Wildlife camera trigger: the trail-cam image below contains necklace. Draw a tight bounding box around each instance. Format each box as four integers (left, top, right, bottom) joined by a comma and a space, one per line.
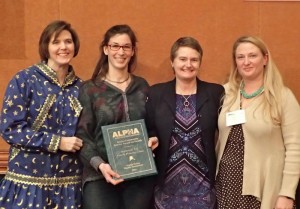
105, 74, 130, 84
182, 95, 191, 107
240, 81, 264, 99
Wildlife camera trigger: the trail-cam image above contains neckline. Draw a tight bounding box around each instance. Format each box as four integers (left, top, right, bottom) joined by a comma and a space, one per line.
240, 81, 264, 99
105, 73, 130, 84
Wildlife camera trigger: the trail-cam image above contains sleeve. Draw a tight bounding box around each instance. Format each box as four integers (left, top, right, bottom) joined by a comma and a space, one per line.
76, 83, 104, 172
279, 88, 300, 199
0, 71, 61, 153
145, 87, 157, 138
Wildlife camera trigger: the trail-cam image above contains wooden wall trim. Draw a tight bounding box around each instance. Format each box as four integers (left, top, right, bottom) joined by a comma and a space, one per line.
0, 150, 8, 175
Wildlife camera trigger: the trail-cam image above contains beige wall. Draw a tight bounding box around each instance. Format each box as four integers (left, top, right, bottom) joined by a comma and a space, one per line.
1, 0, 300, 171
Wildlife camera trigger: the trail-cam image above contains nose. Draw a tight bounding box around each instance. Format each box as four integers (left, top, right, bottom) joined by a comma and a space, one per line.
244, 57, 250, 65
60, 42, 67, 49
186, 60, 192, 67
117, 47, 125, 54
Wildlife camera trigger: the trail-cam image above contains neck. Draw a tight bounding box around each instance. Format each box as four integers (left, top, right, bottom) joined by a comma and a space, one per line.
240, 79, 264, 99
53, 66, 68, 85
242, 79, 263, 93
176, 79, 197, 95
105, 70, 130, 84
106, 69, 129, 80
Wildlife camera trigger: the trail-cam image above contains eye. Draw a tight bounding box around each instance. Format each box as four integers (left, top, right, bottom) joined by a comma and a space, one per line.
65, 39, 73, 44
52, 40, 59, 44
236, 56, 244, 60
249, 54, 257, 58
123, 45, 132, 51
110, 45, 120, 50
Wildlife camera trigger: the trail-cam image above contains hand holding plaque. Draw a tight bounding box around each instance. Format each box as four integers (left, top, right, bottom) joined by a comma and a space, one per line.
101, 119, 157, 180
99, 163, 124, 185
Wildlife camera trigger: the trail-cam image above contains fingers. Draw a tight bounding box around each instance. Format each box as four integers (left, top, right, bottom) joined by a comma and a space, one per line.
274, 196, 294, 209
99, 163, 124, 185
75, 138, 83, 147
109, 178, 124, 185
148, 137, 159, 151
59, 136, 83, 152
105, 170, 124, 185
73, 138, 83, 151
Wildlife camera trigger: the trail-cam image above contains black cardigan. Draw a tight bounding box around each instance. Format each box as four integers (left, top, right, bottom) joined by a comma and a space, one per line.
145, 78, 224, 186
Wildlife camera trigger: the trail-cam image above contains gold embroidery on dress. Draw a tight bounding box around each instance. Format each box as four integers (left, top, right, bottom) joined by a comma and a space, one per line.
32, 94, 56, 132
48, 134, 60, 153
68, 95, 83, 117
9, 147, 20, 162
35, 63, 77, 88
64, 70, 76, 87
35, 63, 60, 86
5, 171, 81, 186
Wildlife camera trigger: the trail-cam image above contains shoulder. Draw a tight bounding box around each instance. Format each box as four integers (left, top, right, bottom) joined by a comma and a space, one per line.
15, 65, 37, 77
281, 87, 299, 105
149, 80, 174, 92
198, 79, 224, 95
7, 65, 38, 85
79, 79, 98, 92
131, 75, 149, 87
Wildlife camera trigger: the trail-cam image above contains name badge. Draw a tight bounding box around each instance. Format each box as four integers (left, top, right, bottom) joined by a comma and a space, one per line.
226, 109, 246, 126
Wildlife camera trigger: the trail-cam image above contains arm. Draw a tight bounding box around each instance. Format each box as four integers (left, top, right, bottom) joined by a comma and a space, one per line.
76, 83, 105, 171
145, 87, 158, 138
278, 89, 300, 199
0, 71, 61, 153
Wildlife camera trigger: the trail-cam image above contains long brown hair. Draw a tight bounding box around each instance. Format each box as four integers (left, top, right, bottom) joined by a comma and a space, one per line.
91, 24, 137, 81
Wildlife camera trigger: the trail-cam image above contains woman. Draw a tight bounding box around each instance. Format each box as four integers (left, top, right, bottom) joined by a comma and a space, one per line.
76, 24, 158, 209
0, 20, 83, 208
216, 36, 300, 209
146, 37, 224, 209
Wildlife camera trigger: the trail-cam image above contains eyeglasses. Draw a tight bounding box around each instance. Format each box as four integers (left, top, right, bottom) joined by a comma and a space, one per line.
107, 44, 133, 51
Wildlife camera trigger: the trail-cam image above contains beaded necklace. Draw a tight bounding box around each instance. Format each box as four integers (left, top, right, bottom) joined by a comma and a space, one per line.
240, 81, 264, 99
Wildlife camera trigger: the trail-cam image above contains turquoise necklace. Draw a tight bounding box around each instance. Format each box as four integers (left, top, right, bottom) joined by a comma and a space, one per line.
240, 81, 264, 99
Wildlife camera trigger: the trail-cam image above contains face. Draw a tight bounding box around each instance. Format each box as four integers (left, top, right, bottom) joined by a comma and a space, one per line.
235, 42, 268, 82
47, 30, 75, 71
103, 34, 134, 72
171, 47, 201, 82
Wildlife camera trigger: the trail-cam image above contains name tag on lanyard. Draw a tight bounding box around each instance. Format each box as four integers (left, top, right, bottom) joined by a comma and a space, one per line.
226, 109, 246, 127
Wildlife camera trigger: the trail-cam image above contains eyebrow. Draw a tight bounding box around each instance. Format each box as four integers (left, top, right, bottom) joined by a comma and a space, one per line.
110, 42, 132, 45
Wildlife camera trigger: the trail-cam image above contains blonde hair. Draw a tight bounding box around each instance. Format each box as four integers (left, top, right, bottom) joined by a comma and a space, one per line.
224, 36, 284, 125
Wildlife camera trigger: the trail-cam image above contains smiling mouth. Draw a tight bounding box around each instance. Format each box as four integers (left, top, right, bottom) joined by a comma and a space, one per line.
58, 53, 69, 56
116, 57, 127, 62
182, 68, 195, 72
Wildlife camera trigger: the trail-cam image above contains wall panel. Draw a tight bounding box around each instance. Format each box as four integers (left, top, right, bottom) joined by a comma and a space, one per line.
0, 0, 300, 173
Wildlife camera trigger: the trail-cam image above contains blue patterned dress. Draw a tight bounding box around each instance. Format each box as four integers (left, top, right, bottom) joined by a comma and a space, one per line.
0, 63, 83, 208
154, 94, 216, 209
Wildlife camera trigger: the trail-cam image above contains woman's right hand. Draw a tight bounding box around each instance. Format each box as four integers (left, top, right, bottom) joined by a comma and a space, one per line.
99, 163, 124, 185
59, 136, 83, 153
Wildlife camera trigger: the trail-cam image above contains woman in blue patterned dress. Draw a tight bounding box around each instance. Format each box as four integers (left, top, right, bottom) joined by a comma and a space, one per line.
146, 37, 224, 209
0, 20, 83, 208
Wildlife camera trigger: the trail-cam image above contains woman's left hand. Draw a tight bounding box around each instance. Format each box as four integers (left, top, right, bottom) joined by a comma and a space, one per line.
274, 196, 294, 209
148, 137, 159, 151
